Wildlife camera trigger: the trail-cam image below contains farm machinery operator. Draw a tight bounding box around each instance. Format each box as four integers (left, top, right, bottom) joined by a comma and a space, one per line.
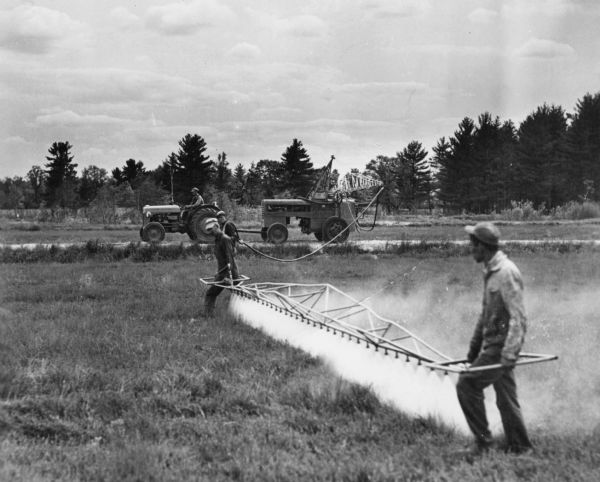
457, 221, 533, 456
185, 187, 204, 209
204, 218, 239, 317
216, 211, 240, 249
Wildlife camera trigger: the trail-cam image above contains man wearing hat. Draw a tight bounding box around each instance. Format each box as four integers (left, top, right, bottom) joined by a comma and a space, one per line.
204, 218, 239, 317
186, 187, 204, 209
457, 221, 533, 455
216, 211, 240, 250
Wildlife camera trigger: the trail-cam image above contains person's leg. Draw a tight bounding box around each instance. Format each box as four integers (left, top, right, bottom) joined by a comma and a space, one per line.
494, 369, 533, 453
204, 285, 223, 316
456, 354, 504, 450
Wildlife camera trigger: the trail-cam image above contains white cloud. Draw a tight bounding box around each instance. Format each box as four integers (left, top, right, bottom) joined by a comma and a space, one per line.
1, 135, 27, 146
359, 0, 431, 18
275, 14, 327, 38
5, 67, 200, 106
468, 8, 498, 24
338, 81, 428, 95
502, 0, 582, 17
0, 5, 89, 54
514, 38, 575, 59
35, 110, 128, 127
110, 7, 140, 28
145, 0, 234, 35
227, 42, 262, 61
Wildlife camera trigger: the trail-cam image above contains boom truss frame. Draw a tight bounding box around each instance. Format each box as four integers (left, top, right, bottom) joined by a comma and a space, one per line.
199, 278, 557, 374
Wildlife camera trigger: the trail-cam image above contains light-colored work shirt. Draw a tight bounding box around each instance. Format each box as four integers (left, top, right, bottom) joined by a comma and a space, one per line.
467, 250, 527, 363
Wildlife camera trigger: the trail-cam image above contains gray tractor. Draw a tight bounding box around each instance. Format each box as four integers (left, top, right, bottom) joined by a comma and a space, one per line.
139, 203, 220, 243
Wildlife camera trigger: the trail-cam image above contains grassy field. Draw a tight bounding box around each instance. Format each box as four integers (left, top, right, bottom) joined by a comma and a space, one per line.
1, 218, 600, 245
1, 247, 599, 481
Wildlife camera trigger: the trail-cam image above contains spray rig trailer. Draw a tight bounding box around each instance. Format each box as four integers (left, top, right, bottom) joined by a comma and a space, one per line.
256, 158, 384, 244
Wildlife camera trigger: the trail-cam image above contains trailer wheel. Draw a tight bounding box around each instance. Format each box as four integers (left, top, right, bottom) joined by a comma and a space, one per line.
261, 228, 268, 241
267, 223, 288, 244
142, 222, 166, 243
140, 226, 148, 242
188, 206, 220, 243
322, 216, 349, 243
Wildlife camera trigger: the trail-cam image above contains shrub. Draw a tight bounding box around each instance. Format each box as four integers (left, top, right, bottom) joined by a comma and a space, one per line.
500, 200, 545, 221
552, 201, 600, 220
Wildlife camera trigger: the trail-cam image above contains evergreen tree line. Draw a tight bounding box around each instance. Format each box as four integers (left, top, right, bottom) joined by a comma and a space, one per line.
1, 91, 599, 215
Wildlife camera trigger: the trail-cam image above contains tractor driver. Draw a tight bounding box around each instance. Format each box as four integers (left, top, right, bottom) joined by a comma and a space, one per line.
216, 211, 240, 249
204, 218, 239, 317
185, 187, 204, 209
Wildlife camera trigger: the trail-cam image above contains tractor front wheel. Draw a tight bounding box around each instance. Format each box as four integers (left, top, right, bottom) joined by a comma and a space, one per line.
314, 231, 323, 241
142, 222, 166, 243
188, 206, 220, 243
322, 216, 349, 243
267, 223, 288, 244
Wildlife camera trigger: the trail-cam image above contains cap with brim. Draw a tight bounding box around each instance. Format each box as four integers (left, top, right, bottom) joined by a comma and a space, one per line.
465, 222, 500, 246
205, 218, 219, 231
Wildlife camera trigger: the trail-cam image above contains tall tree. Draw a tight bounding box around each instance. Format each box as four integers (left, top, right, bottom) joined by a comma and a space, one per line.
26, 165, 45, 207
230, 163, 246, 203
365, 155, 400, 214
280, 139, 314, 196
173, 133, 213, 203
112, 159, 146, 189
431, 137, 453, 209
565, 92, 600, 201
79, 165, 108, 207
435, 118, 478, 212
44, 141, 78, 208
214, 152, 232, 192
515, 104, 568, 208
396, 141, 431, 210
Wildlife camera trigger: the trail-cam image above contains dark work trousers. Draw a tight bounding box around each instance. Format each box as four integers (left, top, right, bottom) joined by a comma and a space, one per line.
456, 353, 533, 452
204, 276, 239, 316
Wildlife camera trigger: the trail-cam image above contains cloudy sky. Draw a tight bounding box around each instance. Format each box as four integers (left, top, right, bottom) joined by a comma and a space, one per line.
1, 0, 599, 178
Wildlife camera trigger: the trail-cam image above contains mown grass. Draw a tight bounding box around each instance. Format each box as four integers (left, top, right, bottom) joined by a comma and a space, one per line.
2, 218, 600, 245
0, 255, 599, 481
1, 237, 599, 264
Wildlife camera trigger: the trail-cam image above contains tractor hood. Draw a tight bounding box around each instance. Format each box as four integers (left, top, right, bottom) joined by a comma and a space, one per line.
142, 205, 181, 216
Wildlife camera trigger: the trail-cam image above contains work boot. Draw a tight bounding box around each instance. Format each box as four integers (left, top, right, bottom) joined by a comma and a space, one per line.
454, 440, 493, 460
501, 443, 535, 456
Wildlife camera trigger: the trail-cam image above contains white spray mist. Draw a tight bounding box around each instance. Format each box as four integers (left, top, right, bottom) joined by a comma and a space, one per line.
229, 293, 505, 435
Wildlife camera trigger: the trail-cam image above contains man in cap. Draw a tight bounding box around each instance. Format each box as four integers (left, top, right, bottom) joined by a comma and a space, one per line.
204, 218, 239, 317
185, 187, 204, 209
457, 221, 533, 455
216, 210, 240, 249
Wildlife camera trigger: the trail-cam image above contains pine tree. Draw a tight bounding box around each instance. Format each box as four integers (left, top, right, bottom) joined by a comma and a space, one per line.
565, 92, 600, 201
280, 139, 314, 196
230, 163, 246, 203
515, 104, 568, 208
173, 134, 212, 203
214, 152, 232, 192
44, 141, 78, 208
396, 141, 430, 211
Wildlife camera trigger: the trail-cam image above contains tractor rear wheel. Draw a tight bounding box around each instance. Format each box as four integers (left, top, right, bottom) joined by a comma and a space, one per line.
267, 223, 288, 244
322, 216, 349, 243
142, 222, 166, 243
188, 206, 220, 243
